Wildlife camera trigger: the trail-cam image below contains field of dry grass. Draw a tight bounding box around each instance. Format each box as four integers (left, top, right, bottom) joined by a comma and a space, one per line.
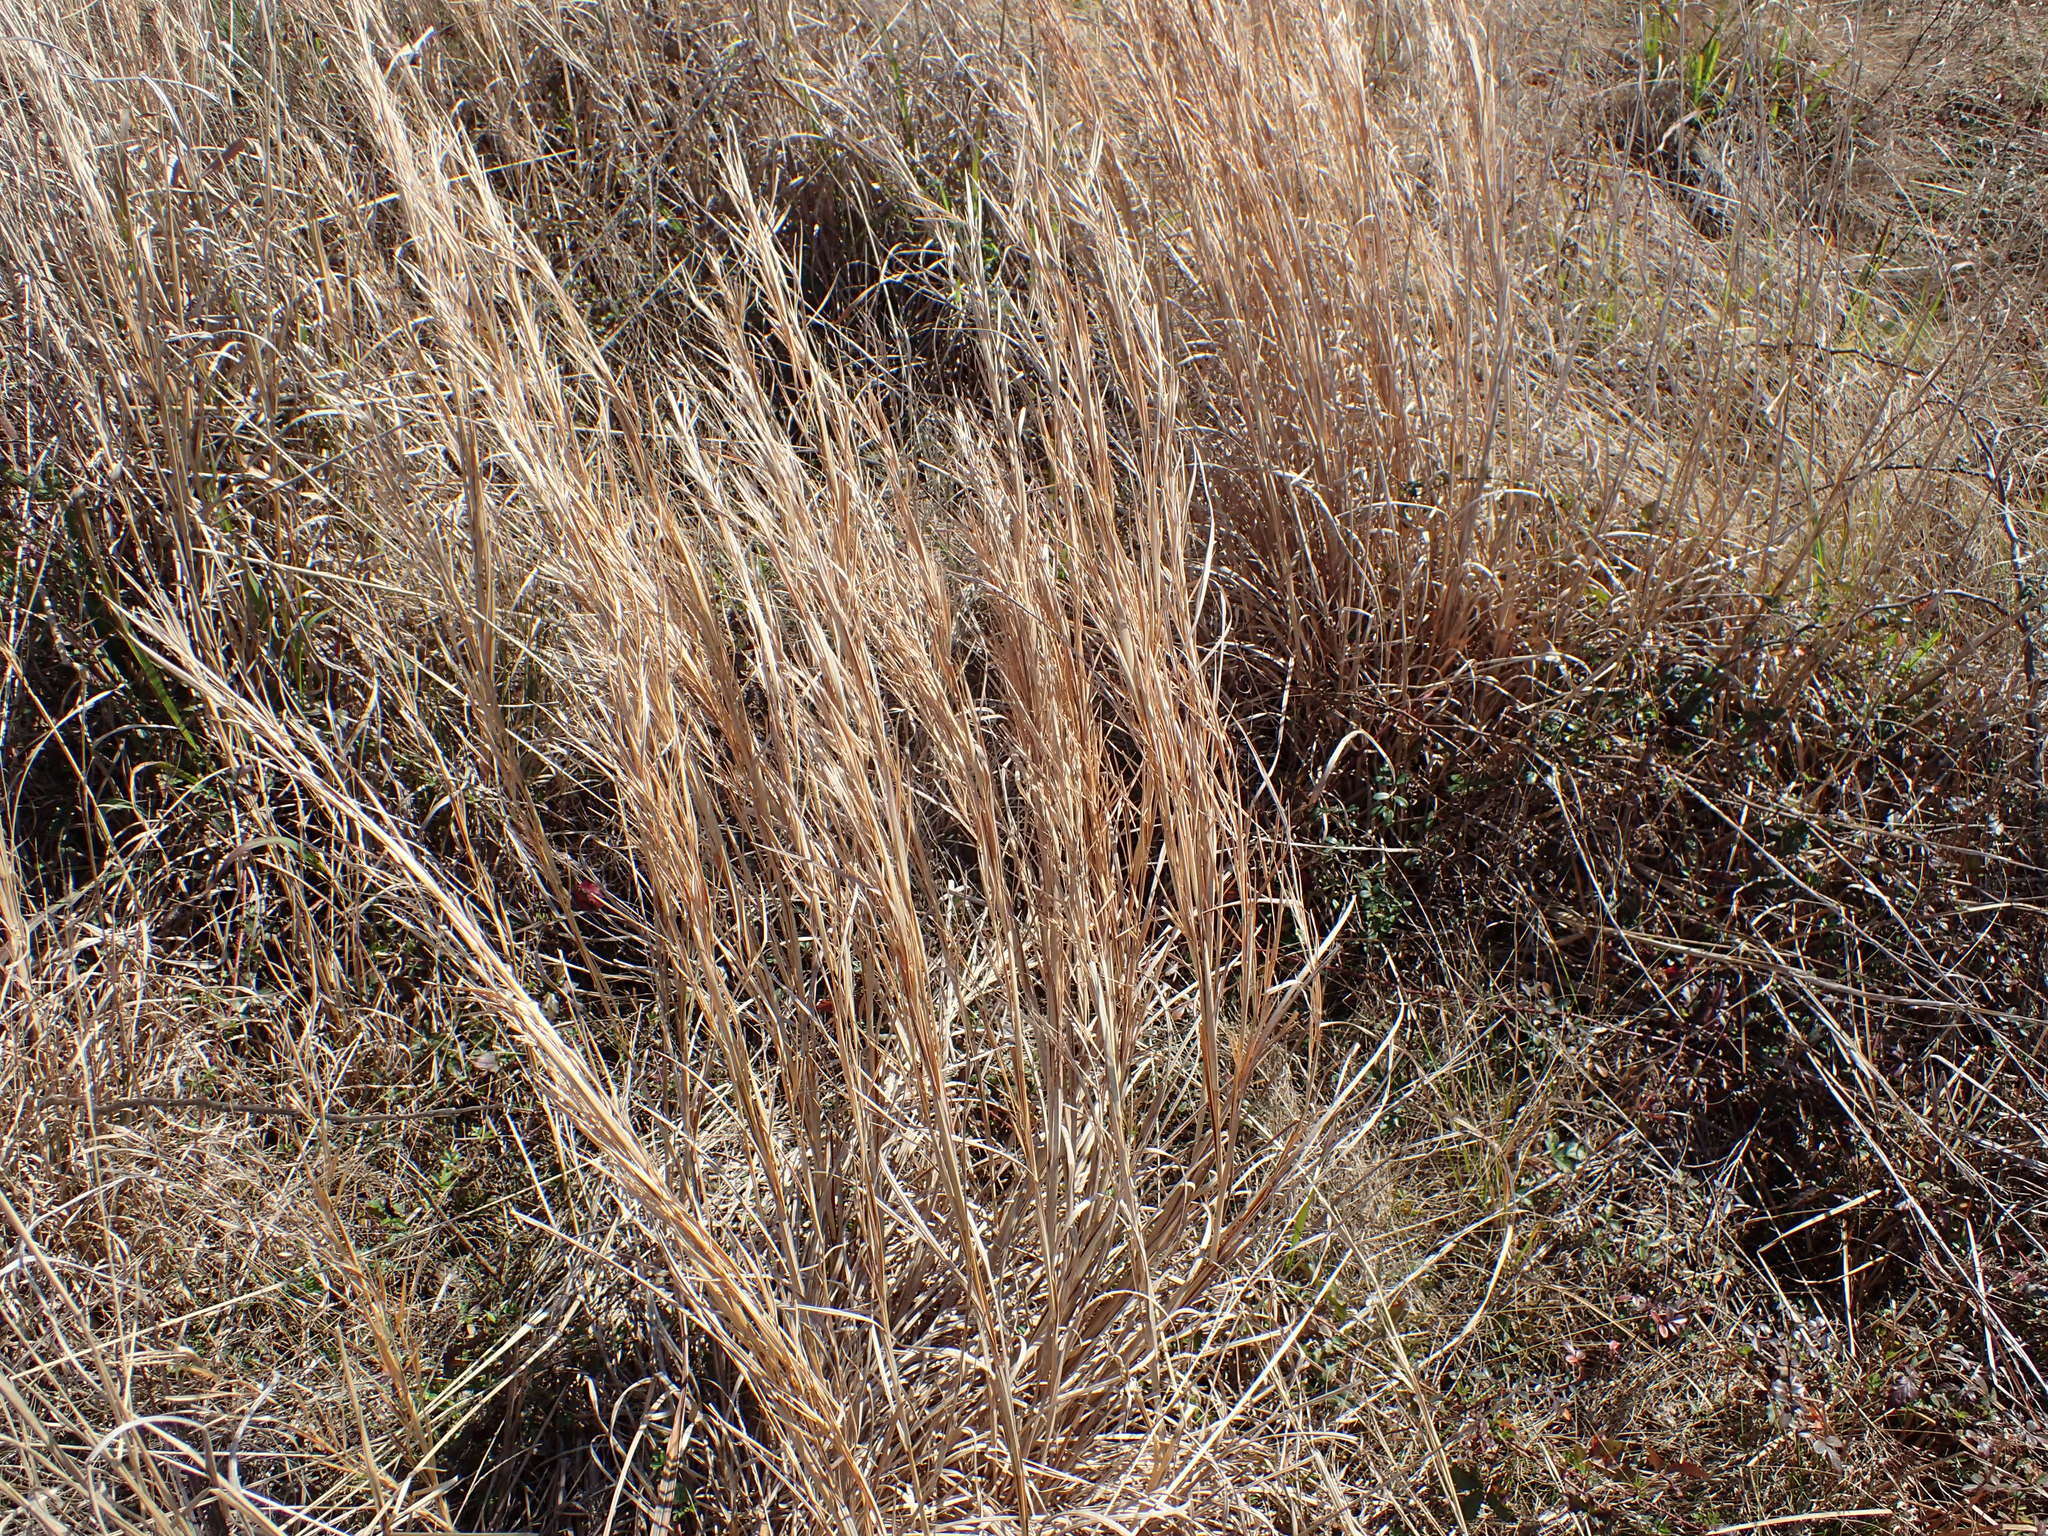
2, 0, 2045, 1531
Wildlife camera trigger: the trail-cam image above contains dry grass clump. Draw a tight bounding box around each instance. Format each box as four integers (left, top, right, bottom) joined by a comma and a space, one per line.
0, 0, 2042, 1533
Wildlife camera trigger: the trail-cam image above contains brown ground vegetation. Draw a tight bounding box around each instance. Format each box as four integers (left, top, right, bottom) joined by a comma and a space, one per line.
1, 1, 2044, 1532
